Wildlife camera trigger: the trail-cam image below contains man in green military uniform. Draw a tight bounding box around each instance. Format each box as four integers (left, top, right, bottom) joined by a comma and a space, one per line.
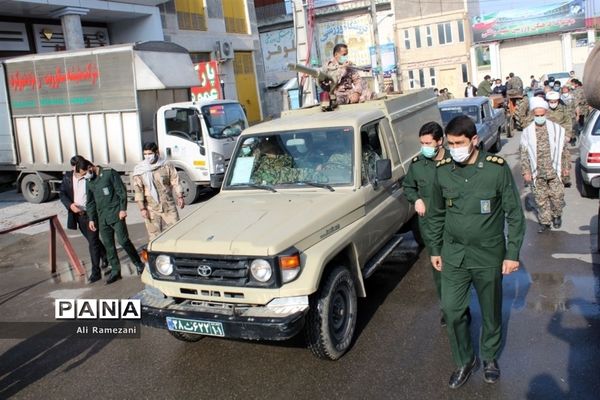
402, 121, 448, 325
477, 75, 493, 97
78, 159, 145, 284
425, 115, 525, 389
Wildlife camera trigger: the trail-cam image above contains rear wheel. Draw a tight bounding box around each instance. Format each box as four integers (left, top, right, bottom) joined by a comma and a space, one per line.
178, 171, 199, 205
169, 330, 204, 342
21, 174, 50, 203
305, 266, 357, 360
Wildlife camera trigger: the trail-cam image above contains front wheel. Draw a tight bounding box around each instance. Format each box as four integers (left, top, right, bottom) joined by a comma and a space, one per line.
305, 266, 357, 360
177, 171, 199, 205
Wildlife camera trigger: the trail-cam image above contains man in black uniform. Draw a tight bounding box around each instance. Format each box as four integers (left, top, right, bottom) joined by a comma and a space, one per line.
59, 155, 108, 283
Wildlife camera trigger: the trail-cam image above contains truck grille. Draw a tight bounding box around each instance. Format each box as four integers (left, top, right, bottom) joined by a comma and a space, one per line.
172, 256, 249, 286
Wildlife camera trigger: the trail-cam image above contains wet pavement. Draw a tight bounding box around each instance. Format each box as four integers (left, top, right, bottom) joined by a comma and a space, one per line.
0, 132, 599, 399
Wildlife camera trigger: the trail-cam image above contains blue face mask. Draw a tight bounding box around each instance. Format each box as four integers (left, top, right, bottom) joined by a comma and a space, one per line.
338, 55, 348, 64
420, 146, 437, 159
534, 116, 546, 125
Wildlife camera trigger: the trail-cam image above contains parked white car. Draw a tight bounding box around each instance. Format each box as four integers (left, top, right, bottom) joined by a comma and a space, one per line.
577, 108, 600, 197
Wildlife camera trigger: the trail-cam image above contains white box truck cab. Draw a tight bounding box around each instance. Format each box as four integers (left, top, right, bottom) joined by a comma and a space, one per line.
0, 41, 247, 204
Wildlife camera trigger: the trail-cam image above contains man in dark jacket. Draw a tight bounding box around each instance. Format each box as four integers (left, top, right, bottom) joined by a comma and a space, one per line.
59, 155, 108, 283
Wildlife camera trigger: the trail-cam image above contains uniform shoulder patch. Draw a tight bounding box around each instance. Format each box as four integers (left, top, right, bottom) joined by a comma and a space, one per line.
436, 157, 452, 167
485, 155, 505, 165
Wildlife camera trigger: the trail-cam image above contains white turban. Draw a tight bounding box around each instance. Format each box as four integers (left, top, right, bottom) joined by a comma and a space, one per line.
529, 96, 549, 111
546, 91, 560, 101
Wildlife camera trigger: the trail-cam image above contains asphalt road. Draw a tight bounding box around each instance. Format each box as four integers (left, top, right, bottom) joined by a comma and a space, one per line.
0, 131, 599, 399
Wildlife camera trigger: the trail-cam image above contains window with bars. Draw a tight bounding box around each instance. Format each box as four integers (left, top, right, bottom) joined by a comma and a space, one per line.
430, 68, 436, 86
223, 0, 248, 34
175, 0, 207, 31
404, 30, 411, 49
408, 70, 415, 89
418, 69, 425, 88
415, 27, 422, 48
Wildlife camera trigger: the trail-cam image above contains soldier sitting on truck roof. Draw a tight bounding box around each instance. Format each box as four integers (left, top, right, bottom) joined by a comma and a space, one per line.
320, 43, 372, 105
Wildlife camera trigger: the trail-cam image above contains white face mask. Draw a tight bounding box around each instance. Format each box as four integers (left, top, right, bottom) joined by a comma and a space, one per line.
84, 171, 93, 180
144, 154, 157, 163
449, 144, 473, 163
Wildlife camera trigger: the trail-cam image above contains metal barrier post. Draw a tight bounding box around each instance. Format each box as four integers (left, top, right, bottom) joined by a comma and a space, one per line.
0, 215, 85, 276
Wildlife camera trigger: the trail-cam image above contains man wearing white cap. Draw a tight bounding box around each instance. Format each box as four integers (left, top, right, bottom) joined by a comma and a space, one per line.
520, 97, 570, 233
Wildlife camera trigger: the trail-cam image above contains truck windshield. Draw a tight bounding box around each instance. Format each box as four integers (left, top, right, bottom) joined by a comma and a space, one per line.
202, 103, 247, 139
224, 128, 354, 189
440, 106, 480, 126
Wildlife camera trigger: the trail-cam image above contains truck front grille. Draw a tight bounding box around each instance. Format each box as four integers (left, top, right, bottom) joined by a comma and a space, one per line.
172, 256, 249, 286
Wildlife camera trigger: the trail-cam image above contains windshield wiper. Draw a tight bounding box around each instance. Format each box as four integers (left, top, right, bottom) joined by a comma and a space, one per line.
295, 181, 335, 192
229, 183, 277, 192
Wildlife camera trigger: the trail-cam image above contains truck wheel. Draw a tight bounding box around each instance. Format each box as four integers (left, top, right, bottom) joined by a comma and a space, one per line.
178, 171, 199, 205
305, 266, 357, 360
491, 129, 502, 153
21, 174, 50, 203
168, 330, 204, 342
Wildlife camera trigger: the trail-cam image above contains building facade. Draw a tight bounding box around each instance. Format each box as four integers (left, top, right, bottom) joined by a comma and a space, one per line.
469, 0, 600, 86
392, 0, 474, 98
159, 0, 266, 123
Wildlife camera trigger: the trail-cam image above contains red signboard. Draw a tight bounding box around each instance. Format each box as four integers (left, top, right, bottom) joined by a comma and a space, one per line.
191, 61, 222, 101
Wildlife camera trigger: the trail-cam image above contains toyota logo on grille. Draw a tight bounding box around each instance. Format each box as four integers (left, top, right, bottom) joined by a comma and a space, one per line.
197, 265, 212, 277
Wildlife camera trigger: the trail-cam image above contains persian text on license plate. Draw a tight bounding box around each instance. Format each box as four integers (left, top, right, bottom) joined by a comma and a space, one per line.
166, 316, 225, 337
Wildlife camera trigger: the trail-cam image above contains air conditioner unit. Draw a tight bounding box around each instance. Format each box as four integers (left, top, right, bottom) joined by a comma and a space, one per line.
217, 40, 234, 60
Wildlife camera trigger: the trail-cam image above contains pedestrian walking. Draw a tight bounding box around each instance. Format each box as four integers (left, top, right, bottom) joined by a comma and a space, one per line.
133, 142, 184, 242
59, 155, 109, 283
79, 158, 145, 283
425, 115, 525, 389
520, 97, 570, 233
402, 121, 448, 325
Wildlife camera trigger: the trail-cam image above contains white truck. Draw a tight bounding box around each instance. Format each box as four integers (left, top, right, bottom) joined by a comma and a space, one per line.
0, 41, 247, 203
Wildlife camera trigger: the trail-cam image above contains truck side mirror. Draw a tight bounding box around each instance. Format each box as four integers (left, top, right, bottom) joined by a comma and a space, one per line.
375, 159, 392, 181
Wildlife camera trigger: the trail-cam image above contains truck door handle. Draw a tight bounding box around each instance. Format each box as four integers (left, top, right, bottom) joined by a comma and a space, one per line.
166, 147, 172, 156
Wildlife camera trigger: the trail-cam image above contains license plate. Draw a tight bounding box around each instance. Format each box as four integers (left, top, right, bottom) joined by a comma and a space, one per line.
166, 316, 225, 337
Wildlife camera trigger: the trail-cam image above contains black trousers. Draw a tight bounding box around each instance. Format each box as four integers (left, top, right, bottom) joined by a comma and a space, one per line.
75, 212, 107, 276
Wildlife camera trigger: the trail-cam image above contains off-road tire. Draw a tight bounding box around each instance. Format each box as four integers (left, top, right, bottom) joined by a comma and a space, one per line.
305, 266, 357, 360
168, 330, 204, 342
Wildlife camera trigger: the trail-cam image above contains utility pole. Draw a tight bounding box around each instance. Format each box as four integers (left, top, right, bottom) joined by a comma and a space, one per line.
370, 0, 383, 93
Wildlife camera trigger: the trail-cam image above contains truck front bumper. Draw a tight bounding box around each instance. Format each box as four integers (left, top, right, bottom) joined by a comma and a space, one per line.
133, 288, 309, 341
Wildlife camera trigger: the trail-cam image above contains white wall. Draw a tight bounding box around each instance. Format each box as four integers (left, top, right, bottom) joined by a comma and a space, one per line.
109, 11, 164, 44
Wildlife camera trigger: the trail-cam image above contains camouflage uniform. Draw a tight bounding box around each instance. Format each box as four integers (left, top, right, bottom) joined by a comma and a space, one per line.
322, 58, 371, 104
547, 103, 573, 140
515, 96, 530, 129
520, 123, 569, 226
133, 162, 182, 240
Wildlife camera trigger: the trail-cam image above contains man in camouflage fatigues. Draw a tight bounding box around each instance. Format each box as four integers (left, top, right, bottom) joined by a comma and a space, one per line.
572, 79, 589, 135
520, 97, 570, 233
133, 142, 184, 242
545, 91, 573, 186
321, 43, 371, 105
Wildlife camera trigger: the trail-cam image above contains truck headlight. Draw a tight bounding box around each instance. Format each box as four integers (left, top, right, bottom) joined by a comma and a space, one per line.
212, 152, 225, 174
155, 255, 174, 276
279, 252, 301, 283
250, 259, 272, 282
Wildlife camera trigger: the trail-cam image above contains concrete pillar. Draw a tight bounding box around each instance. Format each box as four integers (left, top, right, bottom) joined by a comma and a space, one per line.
561, 32, 573, 72
488, 42, 501, 79
50, 7, 89, 50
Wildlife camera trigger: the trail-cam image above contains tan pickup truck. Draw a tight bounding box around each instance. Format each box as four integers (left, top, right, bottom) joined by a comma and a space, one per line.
134, 89, 442, 360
